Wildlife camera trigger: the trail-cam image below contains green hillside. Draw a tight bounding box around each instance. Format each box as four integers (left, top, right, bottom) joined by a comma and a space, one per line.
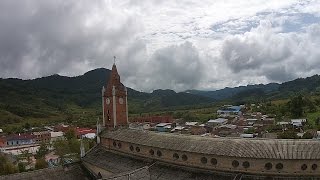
0, 68, 214, 131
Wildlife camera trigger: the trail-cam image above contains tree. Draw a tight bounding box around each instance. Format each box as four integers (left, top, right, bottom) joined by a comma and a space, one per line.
0, 154, 18, 175
277, 130, 299, 139
302, 132, 314, 139
35, 143, 48, 159
35, 158, 48, 170
18, 162, 26, 172
288, 95, 304, 118
65, 129, 76, 140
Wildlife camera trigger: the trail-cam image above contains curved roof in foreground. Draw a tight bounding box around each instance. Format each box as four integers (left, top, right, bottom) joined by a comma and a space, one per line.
102, 129, 320, 160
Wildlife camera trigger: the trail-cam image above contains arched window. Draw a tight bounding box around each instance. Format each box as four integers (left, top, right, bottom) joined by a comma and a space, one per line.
232, 160, 239, 168
201, 157, 207, 164
157, 150, 162, 157
129, 145, 134, 151
242, 161, 250, 168
265, 163, 272, 170
173, 153, 179, 160
301, 164, 307, 171
276, 163, 283, 170
113, 141, 117, 147
182, 154, 188, 161
210, 158, 217, 165
149, 149, 154, 155
312, 164, 318, 170
135, 147, 140, 152
117, 142, 122, 149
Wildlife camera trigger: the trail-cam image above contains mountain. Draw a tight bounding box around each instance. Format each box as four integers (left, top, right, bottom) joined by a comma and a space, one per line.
186, 83, 280, 100
0, 68, 214, 126
186, 75, 320, 103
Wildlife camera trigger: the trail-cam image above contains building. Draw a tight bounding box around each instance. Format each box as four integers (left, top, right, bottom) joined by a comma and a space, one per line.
50, 131, 64, 143
155, 123, 172, 132
32, 131, 51, 144
74, 127, 97, 139
217, 106, 241, 116
0, 136, 6, 148
207, 118, 228, 126
102, 62, 128, 128
291, 119, 307, 127
130, 116, 173, 124
6, 133, 36, 146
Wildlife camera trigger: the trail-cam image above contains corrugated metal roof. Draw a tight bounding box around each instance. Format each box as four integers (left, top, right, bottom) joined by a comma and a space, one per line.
102, 129, 320, 160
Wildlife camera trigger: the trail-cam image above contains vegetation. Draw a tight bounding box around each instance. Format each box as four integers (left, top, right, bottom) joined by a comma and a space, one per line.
0, 154, 18, 175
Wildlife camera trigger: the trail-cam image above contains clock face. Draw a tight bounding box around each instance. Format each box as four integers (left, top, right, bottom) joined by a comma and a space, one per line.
106, 98, 110, 105
119, 98, 124, 104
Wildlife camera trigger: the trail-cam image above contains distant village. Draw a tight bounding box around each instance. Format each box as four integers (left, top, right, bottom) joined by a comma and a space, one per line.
0, 104, 319, 171
130, 104, 319, 139
0, 124, 96, 171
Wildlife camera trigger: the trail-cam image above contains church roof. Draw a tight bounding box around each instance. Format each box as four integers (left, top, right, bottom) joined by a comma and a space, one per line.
101, 129, 320, 160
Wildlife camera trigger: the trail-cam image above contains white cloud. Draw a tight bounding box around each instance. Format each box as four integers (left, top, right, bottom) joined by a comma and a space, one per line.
0, 0, 320, 91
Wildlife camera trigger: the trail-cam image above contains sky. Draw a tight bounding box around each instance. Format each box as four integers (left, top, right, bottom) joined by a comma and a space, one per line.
1, 0, 320, 92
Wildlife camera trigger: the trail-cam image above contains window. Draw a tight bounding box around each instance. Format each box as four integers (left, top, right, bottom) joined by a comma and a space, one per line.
211, 158, 217, 165
136, 147, 140, 152
182, 154, 188, 161
201, 157, 207, 164
276, 163, 283, 170
242, 161, 250, 168
265, 163, 272, 170
312, 164, 318, 170
129, 145, 134, 151
113, 141, 117, 147
232, 160, 239, 168
157, 150, 162, 157
301, 164, 307, 171
117, 142, 122, 149
149, 149, 154, 155
173, 153, 179, 160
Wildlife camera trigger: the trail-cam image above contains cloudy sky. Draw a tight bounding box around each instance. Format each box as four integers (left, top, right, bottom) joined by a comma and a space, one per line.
1, 0, 320, 92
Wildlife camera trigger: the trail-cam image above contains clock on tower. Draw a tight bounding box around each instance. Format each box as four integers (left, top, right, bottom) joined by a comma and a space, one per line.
102, 61, 128, 129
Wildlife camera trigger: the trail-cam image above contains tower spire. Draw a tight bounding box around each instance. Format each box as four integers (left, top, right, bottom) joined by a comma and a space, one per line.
113, 56, 116, 64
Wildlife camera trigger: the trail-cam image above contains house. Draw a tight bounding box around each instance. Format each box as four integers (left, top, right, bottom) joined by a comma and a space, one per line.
155, 123, 172, 132
32, 131, 51, 144
130, 115, 173, 124
75, 127, 97, 139
217, 106, 241, 117
291, 119, 307, 127
6, 133, 36, 146
240, 134, 254, 138
0, 136, 6, 148
170, 126, 185, 133
50, 131, 64, 143
316, 131, 320, 140
0, 128, 3, 133
207, 118, 228, 127
185, 122, 199, 126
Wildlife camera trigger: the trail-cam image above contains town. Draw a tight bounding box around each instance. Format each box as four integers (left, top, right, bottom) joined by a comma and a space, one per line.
1, 102, 319, 174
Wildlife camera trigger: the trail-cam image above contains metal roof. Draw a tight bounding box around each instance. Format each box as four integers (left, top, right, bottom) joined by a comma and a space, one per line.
102, 129, 320, 160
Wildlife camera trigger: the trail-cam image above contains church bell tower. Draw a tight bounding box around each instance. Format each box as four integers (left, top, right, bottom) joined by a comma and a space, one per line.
102, 58, 128, 128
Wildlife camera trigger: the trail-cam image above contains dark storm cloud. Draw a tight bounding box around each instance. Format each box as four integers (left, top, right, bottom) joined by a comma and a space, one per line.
0, 0, 142, 78
123, 42, 204, 92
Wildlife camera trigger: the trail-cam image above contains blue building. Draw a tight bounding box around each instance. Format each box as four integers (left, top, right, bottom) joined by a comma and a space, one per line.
217, 106, 242, 116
